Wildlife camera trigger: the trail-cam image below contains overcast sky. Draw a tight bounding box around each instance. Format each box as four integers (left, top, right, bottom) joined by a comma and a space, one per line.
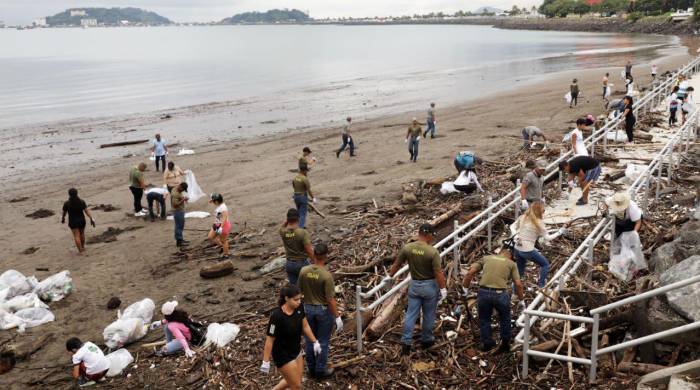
1, 1, 541, 25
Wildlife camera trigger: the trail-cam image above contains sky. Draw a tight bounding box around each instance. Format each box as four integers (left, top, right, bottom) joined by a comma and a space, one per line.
0, 0, 542, 25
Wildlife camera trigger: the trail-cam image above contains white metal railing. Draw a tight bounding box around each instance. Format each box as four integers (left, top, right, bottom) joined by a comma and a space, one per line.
353, 54, 700, 353
518, 101, 699, 384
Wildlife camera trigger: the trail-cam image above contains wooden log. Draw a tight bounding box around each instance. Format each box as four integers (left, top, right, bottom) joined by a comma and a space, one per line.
633, 132, 654, 141
334, 257, 391, 276
429, 205, 462, 228
10, 333, 54, 361
365, 286, 407, 340
604, 170, 626, 182
140, 340, 167, 349
199, 260, 235, 279
99, 139, 148, 148
344, 310, 374, 335
309, 203, 326, 219
530, 340, 559, 352
617, 362, 666, 375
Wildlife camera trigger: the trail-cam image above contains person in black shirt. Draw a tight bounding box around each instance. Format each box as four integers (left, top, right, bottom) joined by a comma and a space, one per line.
261, 285, 321, 389
559, 156, 601, 205
622, 96, 636, 143
61, 188, 95, 254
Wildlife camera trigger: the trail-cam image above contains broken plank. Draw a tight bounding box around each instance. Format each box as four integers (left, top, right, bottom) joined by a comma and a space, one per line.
99, 139, 148, 148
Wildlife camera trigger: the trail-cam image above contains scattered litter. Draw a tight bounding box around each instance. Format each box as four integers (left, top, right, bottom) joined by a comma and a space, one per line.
609, 231, 647, 281
204, 323, 240, 347
92, 204, 120, 212
24, 209, 54, 219
34, 270, 73, 302
21, 247, 39, 255
166, 211, 210, 220
8, 197, 29, 203
178, 148, 195, 156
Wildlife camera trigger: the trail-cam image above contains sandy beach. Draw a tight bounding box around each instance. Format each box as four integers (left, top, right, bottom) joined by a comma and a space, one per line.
0, 44, 695, 388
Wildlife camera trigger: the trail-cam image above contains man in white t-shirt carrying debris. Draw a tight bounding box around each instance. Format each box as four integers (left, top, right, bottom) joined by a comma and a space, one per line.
568, 118, 589, 156
146, 185, 169, 222
151, 133, 168, 173
521, 126, 548, 150
66, 337, 110, 387
603, 192, 643, 239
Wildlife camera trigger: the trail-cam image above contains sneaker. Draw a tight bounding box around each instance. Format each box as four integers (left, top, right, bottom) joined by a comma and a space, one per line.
78, 377, 96, 387
315, 368, 334, 379
134, 211, 146, 217
576, 198, 587, 206
401, 344, 411, 356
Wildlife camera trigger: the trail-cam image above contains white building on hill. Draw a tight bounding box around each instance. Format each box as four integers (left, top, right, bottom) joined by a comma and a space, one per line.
81, 18, 97, 27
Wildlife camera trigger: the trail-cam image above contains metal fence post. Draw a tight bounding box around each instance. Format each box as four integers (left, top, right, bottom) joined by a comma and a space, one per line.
603, 120, 608, 153
666, 146, 672, 184
589, 313, 600, 384
453, 220, 460, 281
590, 133, 596, 157
608, 217, 615, 260
655, 157, 662, 201
558, 149, 564, 195
522, 313, 531, 378
643, 170, 651, 213
514, 179, 521, 221
487, 195, 493, 252
355, 285, 363, 353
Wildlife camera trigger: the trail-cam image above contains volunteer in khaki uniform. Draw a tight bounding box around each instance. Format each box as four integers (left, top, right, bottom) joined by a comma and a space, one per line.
292, 165, 316, 229
280, 209, 316, 285
385, 224, 447, 355
298, 243, 342, 379
462, 247, 525, 352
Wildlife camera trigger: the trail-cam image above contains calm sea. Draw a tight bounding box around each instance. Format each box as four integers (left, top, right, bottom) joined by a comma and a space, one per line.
0, 24, 681, 129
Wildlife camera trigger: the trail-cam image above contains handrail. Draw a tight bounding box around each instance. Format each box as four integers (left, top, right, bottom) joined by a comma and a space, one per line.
591, 274, 700, 315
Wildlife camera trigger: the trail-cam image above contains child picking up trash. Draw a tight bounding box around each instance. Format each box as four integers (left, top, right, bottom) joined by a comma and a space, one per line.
66, 337, 110, 387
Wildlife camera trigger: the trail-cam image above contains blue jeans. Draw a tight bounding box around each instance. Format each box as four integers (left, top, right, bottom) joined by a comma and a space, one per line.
293, 193, 308, 228
304, 304, 333, 373
285, 258, 309, 285
147, 192, 166, 219
408, 137, 419, 162
338, 134, 355, 156
424, 120, 435, 137
173, 210, 185, 242
515, 248, 550, 288
401, 279, 438, 345
163, 325, 185, 354
476, 288, 512, 347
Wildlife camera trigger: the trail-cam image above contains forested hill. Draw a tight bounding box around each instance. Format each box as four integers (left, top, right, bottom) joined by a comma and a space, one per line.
220, 9, 311, 24
46, 8, 172, 26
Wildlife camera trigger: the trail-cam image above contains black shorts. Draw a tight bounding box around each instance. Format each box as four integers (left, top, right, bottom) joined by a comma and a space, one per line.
68, 219, 86, 230
273, 349, 300, 369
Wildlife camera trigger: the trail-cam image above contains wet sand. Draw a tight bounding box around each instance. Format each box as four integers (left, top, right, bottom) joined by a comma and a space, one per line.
0, 49, 693, 388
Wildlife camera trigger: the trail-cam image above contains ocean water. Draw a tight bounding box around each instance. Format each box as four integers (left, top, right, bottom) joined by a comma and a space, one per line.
0, 24, 681, 130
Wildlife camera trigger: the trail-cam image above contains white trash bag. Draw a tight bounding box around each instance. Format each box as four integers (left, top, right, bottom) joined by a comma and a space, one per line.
0, 309, 24, 330
204, 322, 240, 347
606, 130, 629, 143
34, 270, 73, 302
0, 270, 38, 303
0, 293, 48, 312
106, 348, 134, 377
439, 181, 458, 194
624, 163, 647, 184
14, 307, 55, 329
166, 211, 210, 220
609, 231, 647, 281
119, 298, 155, 323
103, 318, 148, 349
565, 92, 572, 104
184, 170, 205, 202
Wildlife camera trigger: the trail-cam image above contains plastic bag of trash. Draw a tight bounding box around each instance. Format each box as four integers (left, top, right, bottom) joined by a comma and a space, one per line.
606, 130, 629, 143
609, 231, 647, 281
166, 211, 210, 220
177, 148, 195, 156
0, 309, 24, 330
0, 293, 48, 313
624, 163, 647, 184
119, 298, 155, 323
564, 92, 572, 104
0, 270, 38, 303
14, 307, 55, 329
103, 317, 148, 349
604, 85, 612, 98
34, 270, 73, 302
184, 170, 205, 202
439, 181, 458, 194
204, 322, 240, 347
106, 348, 134, 377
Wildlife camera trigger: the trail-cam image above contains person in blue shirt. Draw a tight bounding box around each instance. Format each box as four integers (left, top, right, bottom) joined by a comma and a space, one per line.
152, 134, 168, 172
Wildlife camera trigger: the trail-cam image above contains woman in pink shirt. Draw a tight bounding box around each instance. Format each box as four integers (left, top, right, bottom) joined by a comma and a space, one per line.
154, 301, 196, 358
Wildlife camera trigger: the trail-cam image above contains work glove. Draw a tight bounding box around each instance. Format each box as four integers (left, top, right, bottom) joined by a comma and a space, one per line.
462, 287, 469, 298
90, 218, 96, 228
184, 349, 196, 358
313, 341, 322, 356
216, 227, 223, 235
439, 288, 448, 305
260, 361, 270, 374
148, 321, 162, 331
404, 138, 408, 143
335, 317, 344, 332
521, 199, 529, 209
312, 197, 317, 203
381, 276, 394, 286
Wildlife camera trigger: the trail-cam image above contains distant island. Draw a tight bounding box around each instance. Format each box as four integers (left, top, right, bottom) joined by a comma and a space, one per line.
45, 7, 171, 27
220, 9, 310, 24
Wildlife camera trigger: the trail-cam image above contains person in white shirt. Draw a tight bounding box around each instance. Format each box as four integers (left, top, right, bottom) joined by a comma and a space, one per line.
66, 337, 110, 386
569, 118, 589, 156
513, 201, 566, 288
604, 192, 642, 239
146, 186, 169, 221
208, 193, 231, 258
651, 64, 658, 81
151, 133, 168, 172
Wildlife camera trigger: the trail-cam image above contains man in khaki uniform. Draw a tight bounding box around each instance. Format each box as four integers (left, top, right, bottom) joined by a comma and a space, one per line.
129, 162, 147, 216
292, 166, 315, 228
405, 118, 422, 162
279, 208, 315, 285
462, 248, 525, 352
386, 223, 446, 354
298, 243, 341, 379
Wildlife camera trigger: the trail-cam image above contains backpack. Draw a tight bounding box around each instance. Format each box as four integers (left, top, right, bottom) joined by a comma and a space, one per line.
456, 152, 475, 169
186, 319, 207, 346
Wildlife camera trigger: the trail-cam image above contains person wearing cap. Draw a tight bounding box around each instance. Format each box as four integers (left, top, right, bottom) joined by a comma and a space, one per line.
261, 284, 322, 389
385, 223, 446, 354
604, 192, 643, 238
207, 193, 231, 258
423, 102, 436, 139
513, 201, 566, 288
129, 162, 148, 216
150, 301, 196, 358
336, 116, 355, 158
559, 156, 601, 206
520, 160, 547, 210
171, 182, 189, 247
299, 147, 316, 172
280, 208, 316, 285
151, 133, 168, 172
462, 247, 525, 352
521, 126, 548, 149
292, 166, 315, 229
406, 118, 422, 163
569, 118, 589, 156
145, 186, 168, 222
297, 243, 341, 379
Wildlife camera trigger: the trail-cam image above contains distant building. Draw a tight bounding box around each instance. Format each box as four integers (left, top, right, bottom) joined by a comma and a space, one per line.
33, 18, 47, 27
120, 20, 130, 25
81, 18, 97, 27
71, 9, 87, 17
